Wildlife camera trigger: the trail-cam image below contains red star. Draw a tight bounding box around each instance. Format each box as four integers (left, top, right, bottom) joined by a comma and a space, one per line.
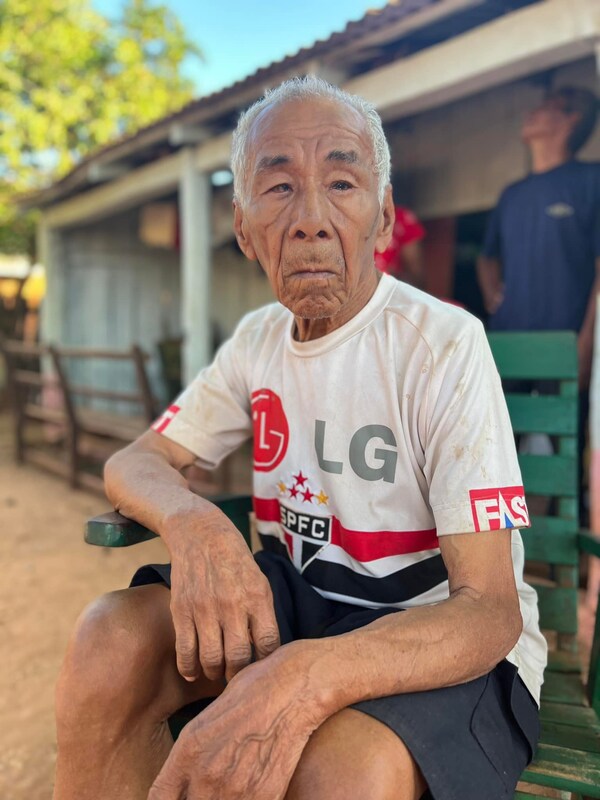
302, 487, 314, 503
293, 470, 308, 487
289, 486, 299, 499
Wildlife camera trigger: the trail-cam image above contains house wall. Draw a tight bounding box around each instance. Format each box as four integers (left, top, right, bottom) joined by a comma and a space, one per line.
212, 245, 276, 340
387, 56, 599, 218
60, 207, 181, 403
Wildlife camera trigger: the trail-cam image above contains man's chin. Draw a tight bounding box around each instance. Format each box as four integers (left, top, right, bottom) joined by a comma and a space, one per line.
282, 293, 342, 321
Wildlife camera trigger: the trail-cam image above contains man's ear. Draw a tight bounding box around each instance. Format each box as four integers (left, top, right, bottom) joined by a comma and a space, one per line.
233, 200, 258, 261
374, 185, 395, 254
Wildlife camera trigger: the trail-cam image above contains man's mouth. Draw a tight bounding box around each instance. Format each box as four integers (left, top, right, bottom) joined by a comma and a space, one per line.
290, 269, 336, 279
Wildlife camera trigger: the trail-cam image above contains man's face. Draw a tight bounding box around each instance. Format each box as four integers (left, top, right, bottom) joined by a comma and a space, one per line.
233, 97, 394, 335
521, 95, 577, 148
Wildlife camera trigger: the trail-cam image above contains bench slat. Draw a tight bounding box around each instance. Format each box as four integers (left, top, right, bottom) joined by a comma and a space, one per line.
76, 409, 147, 440
487, 332, 578, 380
23, 403, 66, 424
519, 455, 578, 497
69, 384, 145, 403
534, 585, 578, 635
505, 394, 578, 436
523, 517, 579, 565
541, 671, 587, 705
522, 743, 600, 797
546, 651, 582, 674
540, 701, 600, 728
541, 720, 600, 752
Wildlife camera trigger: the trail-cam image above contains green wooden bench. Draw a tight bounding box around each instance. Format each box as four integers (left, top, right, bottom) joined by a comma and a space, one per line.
86, 331, 600, 798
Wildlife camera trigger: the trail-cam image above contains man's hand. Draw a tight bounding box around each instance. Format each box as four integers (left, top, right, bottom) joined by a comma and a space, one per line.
476, 256, 504, 315
163, 508, 280, 682
148, 646, 321, 800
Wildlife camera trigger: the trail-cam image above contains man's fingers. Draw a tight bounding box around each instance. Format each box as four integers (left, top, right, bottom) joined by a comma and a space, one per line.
148, 754, 187, 800
250, 608, 281, 661
222, 614, 253, 681
197, 615, 225, 682
172, 605, 200, 681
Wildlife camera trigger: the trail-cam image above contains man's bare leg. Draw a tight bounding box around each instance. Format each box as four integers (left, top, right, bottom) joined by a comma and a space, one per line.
286, 708, 427, 800
53, 584, 224, 800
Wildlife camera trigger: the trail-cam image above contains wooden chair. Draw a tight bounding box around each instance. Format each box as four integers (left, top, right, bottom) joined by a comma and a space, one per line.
86, 331, 600, 798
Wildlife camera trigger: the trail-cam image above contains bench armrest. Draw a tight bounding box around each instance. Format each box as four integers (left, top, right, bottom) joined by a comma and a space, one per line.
578, 530, 600, 559
85, 495, 254, 548
85, 511, 158, 547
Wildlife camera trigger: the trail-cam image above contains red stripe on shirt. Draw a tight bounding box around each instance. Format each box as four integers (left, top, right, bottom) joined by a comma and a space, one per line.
252, 496, 439, 562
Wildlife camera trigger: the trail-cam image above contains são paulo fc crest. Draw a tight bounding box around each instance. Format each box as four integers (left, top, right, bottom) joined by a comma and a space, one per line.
279, 502, 332, 569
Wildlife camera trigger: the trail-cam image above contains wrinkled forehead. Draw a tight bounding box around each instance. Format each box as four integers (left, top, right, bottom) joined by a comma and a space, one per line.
246, 96, 375, 167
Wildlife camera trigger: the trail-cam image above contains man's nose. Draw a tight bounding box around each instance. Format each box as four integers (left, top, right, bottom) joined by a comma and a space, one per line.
288, 186, 332, 241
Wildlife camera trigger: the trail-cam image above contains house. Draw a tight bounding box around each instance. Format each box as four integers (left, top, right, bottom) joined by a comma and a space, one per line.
24, 0, 600, 401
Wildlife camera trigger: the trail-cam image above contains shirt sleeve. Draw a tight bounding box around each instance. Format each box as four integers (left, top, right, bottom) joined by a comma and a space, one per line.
150, 327, 252, 469
481, 196, 503, 260
424, 317, 529, 535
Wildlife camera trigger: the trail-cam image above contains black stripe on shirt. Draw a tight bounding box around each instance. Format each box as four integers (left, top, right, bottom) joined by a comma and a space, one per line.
259, 533, 448, 605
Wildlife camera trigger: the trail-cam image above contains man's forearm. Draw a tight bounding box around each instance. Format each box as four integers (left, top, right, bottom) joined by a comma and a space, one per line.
476, 256, 503, 314
104, 443, 218, 541
578, 268, 600, 388
284, 587, 521, 722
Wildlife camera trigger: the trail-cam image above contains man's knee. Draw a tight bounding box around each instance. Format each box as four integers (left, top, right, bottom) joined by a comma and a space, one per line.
286, 709, 425, 800
56, 585, 172, 725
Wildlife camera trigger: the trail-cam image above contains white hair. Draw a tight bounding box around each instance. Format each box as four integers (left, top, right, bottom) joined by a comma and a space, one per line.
231, 75, 391, 206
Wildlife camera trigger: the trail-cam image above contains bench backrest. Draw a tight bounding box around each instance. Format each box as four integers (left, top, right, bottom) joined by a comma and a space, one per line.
487, 331, 580, 653
54, 346, 156, 422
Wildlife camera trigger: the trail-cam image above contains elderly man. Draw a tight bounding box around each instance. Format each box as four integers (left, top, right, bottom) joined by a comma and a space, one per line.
54, 77, 546, 800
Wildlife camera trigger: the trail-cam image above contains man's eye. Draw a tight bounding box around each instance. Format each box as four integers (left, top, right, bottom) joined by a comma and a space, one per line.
269, 183, 291, 193
331, 181, 353, 191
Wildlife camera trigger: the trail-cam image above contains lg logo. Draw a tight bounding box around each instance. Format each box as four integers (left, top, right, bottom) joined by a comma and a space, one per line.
251, 389, 289, 472
251, 388, 398, 483
315, 419, 398, 483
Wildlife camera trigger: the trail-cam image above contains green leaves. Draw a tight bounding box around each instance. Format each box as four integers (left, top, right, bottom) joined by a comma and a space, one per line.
1, 0, 202, 253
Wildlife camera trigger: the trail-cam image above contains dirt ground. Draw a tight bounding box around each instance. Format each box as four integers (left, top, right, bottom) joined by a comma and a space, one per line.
0, 414, 169, 800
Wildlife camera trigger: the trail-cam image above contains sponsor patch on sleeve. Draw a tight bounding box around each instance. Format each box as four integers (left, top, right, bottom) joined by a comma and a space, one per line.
469, 486, 530, 531
151, 404, 181, 434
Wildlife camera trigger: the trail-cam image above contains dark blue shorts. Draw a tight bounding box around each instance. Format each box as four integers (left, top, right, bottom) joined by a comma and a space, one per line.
131, 550, 540, 800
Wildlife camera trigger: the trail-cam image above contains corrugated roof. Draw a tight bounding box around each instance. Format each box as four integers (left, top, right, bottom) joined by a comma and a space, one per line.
26, 0, 454, 207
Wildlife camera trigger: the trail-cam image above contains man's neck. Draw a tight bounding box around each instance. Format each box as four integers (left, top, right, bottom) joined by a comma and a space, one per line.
529, 141, 571, 174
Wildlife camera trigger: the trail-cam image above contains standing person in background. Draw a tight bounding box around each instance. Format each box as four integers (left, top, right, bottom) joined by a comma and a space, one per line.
375, 204, 426, 288
477, 86, 599, 389
477, 86, 599, 523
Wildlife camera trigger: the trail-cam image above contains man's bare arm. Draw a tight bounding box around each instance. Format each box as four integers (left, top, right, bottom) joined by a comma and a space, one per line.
476, 255, 504, 315
104, 434, 280, 682
150, 528, 522, 799
576, 256, 600, 390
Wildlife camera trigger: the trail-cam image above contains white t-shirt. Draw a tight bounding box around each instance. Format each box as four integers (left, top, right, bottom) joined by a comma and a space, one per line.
153, 274, 547, 703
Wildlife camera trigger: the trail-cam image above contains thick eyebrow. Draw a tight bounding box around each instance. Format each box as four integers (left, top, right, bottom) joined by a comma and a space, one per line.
326, 149, 360, 165
255, 154, 291, 172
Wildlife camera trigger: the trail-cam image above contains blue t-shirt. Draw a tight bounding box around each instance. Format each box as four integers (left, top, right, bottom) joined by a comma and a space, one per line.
482, 160, 600, 332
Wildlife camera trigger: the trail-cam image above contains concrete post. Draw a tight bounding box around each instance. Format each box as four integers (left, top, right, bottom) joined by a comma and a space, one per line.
180, 148, 212, 384
38, 219, 65, 345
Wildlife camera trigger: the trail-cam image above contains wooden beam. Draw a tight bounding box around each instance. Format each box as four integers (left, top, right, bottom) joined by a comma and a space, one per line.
44, 152, 183, 228
87, 162, 131, 183
194, 131, 232, 172
169, 123, 211, 146
344, 0, 600, 121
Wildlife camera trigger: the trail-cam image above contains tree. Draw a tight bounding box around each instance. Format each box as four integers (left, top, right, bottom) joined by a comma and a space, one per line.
0, 0, 202, 255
